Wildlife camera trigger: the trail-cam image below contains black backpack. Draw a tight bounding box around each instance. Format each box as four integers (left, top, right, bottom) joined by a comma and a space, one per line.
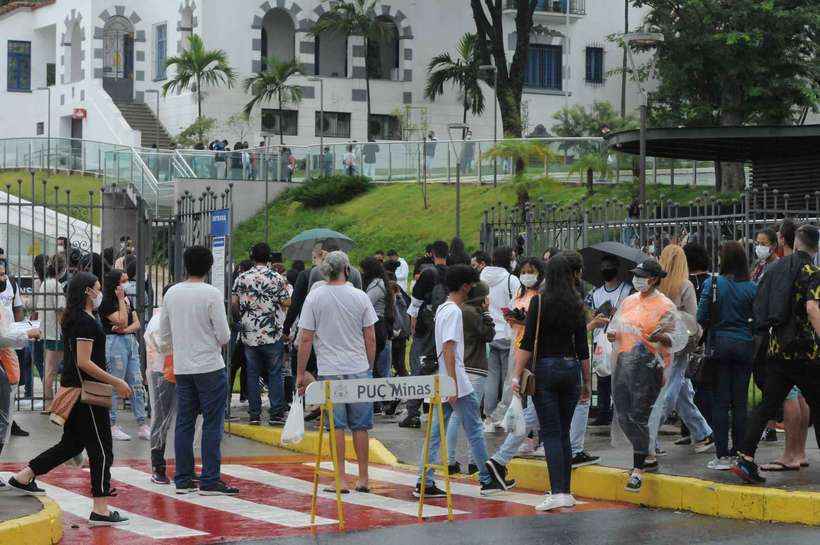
416, 267, 449, 374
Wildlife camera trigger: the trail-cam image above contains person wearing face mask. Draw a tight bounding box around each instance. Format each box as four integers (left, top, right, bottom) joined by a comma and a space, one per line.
607, 259, 689, 492
10, 272, 132, 526
751, 228, 778, 284
585, 256, 634, 428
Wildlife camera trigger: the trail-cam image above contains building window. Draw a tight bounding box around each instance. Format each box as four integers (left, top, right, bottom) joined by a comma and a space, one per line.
368, 114, 401, 140
7, 40, 31, 92
524, 44, 561, 91
585, 47, 604, 84
36, 122, 44, 135
315, 111, 351, 138
261, 109, 298, 136
46, 63, 56, 86
155, 24, 167, 80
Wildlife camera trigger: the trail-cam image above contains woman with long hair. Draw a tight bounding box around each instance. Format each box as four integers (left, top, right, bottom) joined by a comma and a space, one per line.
697, 241, 756, 470
99, 269, 145, 442
32, 254, 66, 412
511, 255, 589, 511
361, 257, 394, 383
646, 245, 714, 468
10, 272, 132, 526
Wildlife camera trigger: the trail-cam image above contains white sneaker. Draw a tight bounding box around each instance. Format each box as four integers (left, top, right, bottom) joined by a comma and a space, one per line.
562, 494, 577, 507
516, 440, 536, 455
535, 493, 574, 511
483, 418, 495, 433
532, 445, 545, 457
111, 426, 131, 441
137, 425, 151, 441
707, 456, 733, 471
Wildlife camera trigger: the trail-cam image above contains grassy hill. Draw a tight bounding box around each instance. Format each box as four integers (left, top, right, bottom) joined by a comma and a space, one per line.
233, 179, 725, 265
0, 169, 103, 224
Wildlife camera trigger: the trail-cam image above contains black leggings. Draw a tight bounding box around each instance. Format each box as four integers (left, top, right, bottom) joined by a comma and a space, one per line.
29, 401, 114, 497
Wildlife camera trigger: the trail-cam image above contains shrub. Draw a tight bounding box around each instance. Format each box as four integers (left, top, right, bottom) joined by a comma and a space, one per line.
287, 175, 372, 208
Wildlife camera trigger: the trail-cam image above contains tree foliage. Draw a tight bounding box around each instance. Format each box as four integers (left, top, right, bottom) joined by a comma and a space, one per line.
425, 33, 487, 132
242, 57, 302, 145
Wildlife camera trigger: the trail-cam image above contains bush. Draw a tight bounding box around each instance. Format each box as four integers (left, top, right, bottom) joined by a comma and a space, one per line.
286, 175, 372, 208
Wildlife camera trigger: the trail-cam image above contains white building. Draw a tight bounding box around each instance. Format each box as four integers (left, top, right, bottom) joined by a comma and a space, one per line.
0, 0, 649, 148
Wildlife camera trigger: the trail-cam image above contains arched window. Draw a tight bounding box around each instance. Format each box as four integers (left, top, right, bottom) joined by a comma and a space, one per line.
179, 6, 194, 52
102, 16, 134, 80
314, 15, 347, 77
367, 16, 399, 81
261, 8, 295, 71
68, 22, 83, 83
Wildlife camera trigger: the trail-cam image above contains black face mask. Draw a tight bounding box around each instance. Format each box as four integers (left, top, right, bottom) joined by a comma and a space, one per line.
601, 268, 618, 282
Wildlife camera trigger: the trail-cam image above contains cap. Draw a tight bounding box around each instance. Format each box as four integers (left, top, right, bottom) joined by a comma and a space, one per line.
629, 258, 667, 278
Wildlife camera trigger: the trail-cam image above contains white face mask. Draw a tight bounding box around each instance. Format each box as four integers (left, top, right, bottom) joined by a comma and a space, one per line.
646, 245, 656, 255
520, 273, 538, 288
89, 289, 102, 310
633, 276, 652, 293
755, 244, 771, 260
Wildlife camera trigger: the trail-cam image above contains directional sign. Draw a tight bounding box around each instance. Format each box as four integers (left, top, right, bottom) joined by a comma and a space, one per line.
304, 375, 456, 405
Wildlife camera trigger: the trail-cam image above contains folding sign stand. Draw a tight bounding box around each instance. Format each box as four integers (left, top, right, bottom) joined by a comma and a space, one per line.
310, 381, 346, 531
417, 375, 455, 521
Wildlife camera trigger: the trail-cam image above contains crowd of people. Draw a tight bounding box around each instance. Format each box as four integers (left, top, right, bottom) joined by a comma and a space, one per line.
0, 215, 818, 525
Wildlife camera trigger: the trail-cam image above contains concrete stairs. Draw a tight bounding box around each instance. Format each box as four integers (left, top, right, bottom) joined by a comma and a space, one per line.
114, 102, 173, 149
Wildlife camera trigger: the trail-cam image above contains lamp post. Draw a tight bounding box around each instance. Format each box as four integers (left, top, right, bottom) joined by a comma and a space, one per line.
308, 77, 325, 173
622, 32, 664, 216
448, 122, 469, 238
479, 64, 498, 187
36, 86, 51, 170
144, 89, 160, 149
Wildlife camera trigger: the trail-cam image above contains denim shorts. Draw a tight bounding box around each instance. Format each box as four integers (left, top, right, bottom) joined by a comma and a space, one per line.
319, 370, 374, 432
786, 386, 802, 401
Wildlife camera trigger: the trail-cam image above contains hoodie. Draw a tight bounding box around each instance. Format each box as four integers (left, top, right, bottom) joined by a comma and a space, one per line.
462, 282, 495, 373
480, 266, 521, 341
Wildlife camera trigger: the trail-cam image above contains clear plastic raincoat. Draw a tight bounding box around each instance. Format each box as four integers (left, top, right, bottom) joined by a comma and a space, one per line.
0, 305, 33, 450
144, 309, 176, 472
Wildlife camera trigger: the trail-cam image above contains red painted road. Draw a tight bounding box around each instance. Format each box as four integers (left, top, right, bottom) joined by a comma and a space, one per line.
1, 456, 631, 544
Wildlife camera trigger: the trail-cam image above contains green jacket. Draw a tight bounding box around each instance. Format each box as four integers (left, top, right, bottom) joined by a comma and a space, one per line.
462, 302, 496, 374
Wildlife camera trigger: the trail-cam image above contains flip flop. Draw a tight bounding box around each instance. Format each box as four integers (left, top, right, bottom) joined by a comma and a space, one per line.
760, 461, 800, 472
800, 462, 810, 468
323, 486, 350, 494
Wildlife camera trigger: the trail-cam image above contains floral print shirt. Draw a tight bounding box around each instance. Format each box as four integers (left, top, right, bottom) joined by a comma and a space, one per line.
232, 265, 290, 346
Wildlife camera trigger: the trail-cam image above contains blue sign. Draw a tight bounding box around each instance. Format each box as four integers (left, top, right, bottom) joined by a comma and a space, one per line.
210, 208, 230, 237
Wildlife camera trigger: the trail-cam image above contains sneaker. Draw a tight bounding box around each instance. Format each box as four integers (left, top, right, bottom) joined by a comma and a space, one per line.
151, 471, 171, 485
643, 460, 659, 473
447, 462, 461, 476
198, 481, 239, 496
480, 478, 506, 496
467, 463, 479, 475
137, 425, 151, 441
268, 414, 287, 426
693, 436, 715, 454
535, 493, 574, 511
10, 421, 29, 437
571, 451, 600, 469
248, 417, 261, 426
175, 481, 198, 494
654, 447, 668, 457
707, 457, 733, 471
111, 426, 131, 441
674, 436, 692, 446
531, 445, 545, 457
516, 440, 536, 456
398, 416, 421, 429
763, 428, 778, 442
732, 457, 766, 484
413, 483, 446, 498
89, 510, 129, 527
625, 473, 643, 492
8, 477, 46, 496
485, 459, 508, 486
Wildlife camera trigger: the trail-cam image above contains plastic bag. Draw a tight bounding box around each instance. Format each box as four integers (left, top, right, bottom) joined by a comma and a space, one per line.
501, 395, 527, 438
592, 329, 613, 377
281, 395, 305, 445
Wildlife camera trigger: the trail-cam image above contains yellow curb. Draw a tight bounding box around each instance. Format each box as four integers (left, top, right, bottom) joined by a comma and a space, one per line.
0, 496, 63, 545
225, 422, 398, 466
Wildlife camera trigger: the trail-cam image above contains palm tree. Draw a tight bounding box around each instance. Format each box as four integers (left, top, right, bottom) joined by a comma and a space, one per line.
242, 56, 303, 145
163, 34, 236, 142
309, 0, 390, 138
425, 33, 486, 138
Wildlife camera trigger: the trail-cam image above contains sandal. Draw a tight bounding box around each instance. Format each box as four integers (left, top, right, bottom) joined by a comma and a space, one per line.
759, 461, 800, 472
355, 486, 371, 493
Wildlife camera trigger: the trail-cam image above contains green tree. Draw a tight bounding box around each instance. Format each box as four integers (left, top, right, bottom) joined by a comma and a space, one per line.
242, 57, 303, 145
470, 0, 538, 138
632, 0, 819, 190
551, 101, 638, 159
310, 0, 392, 139
425, 33, 487, 137
163, 34, 236, 143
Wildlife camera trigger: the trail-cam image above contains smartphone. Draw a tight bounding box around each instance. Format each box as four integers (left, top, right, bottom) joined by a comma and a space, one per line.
596, 301, 613, 318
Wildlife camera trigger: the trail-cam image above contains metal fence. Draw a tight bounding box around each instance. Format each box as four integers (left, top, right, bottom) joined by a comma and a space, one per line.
481, 184, 820, 268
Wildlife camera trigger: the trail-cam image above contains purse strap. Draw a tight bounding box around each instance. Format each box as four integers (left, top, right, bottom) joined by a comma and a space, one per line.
530, 295, 542, 369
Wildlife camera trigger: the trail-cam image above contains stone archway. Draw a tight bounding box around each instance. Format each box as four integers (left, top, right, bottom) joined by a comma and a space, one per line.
92, 6, 148, 103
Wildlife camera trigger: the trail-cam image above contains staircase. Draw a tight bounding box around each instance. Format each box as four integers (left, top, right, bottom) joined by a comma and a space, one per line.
115, 102, 173, 149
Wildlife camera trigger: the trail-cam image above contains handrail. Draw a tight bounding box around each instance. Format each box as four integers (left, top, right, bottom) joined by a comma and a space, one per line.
130, 148, 161, 215
173, 149, 196, 177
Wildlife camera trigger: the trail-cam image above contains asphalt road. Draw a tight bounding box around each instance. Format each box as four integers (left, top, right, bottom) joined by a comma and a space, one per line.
226, 508, 820, 545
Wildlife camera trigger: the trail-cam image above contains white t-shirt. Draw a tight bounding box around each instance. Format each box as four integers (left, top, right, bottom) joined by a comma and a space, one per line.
299, 283, 379, 376
158, 281, 231, 375
435, 300, 473, 399
33, 278, 65, 341
0, 279, 22, 315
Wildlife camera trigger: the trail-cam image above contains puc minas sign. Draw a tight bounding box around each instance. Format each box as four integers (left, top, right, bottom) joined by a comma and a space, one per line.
304, 375, 457, 405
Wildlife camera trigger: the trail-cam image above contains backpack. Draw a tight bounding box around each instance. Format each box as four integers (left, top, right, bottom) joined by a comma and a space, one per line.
416, 266, 449, 374
392, 288, 411, 339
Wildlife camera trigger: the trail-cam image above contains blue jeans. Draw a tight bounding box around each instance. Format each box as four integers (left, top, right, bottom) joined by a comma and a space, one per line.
319, 370, 374, 431
244, 341, 285, 419
174, 368, 227, 488
20, 341, 44, 398
649, 351, 713, 449
570, 400, 590, 456
419, 392, 492, 486
713, 337, 753, 458
447, 374, 485, 462
107, 335, 146, 425
533, 357, 581, 494
484, 339, 511, 417
491, 399, 540, 466
375, 342, 392, 381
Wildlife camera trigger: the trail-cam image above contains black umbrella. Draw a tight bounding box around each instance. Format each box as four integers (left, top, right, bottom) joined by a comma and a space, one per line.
580, 242, 648, 288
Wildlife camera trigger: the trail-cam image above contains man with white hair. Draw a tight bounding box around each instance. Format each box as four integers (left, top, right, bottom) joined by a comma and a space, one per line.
296, 251, 378, 492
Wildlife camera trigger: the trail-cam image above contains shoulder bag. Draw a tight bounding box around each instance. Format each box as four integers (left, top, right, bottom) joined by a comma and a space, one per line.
519, 295, 540, 397
686, 274, 719, 383
74, 335, 114, 408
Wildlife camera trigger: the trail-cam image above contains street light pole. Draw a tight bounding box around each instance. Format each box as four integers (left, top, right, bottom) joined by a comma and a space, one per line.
308, 77, 324, 174
448, 122, 469, 238
479, 65, 498, 186
37, 87, 51, 170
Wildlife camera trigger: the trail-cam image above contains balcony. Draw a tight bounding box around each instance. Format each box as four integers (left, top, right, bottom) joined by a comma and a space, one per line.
504, 0, 586, 23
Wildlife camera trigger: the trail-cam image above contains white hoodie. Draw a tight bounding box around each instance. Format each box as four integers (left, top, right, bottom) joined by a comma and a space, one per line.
479, 266, 521, 341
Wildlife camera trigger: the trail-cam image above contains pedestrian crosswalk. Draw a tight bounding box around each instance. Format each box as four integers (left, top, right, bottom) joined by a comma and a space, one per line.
1, 458, 628, 544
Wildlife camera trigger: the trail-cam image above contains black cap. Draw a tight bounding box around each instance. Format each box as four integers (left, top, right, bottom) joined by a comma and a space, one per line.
629, 258, 667, 278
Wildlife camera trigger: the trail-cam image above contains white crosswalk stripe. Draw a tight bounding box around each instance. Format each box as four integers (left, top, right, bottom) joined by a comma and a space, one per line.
0, 472, 207, 539
221, 464, 466, 517
108, 467, 337, 528
310, 462, 586, 507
